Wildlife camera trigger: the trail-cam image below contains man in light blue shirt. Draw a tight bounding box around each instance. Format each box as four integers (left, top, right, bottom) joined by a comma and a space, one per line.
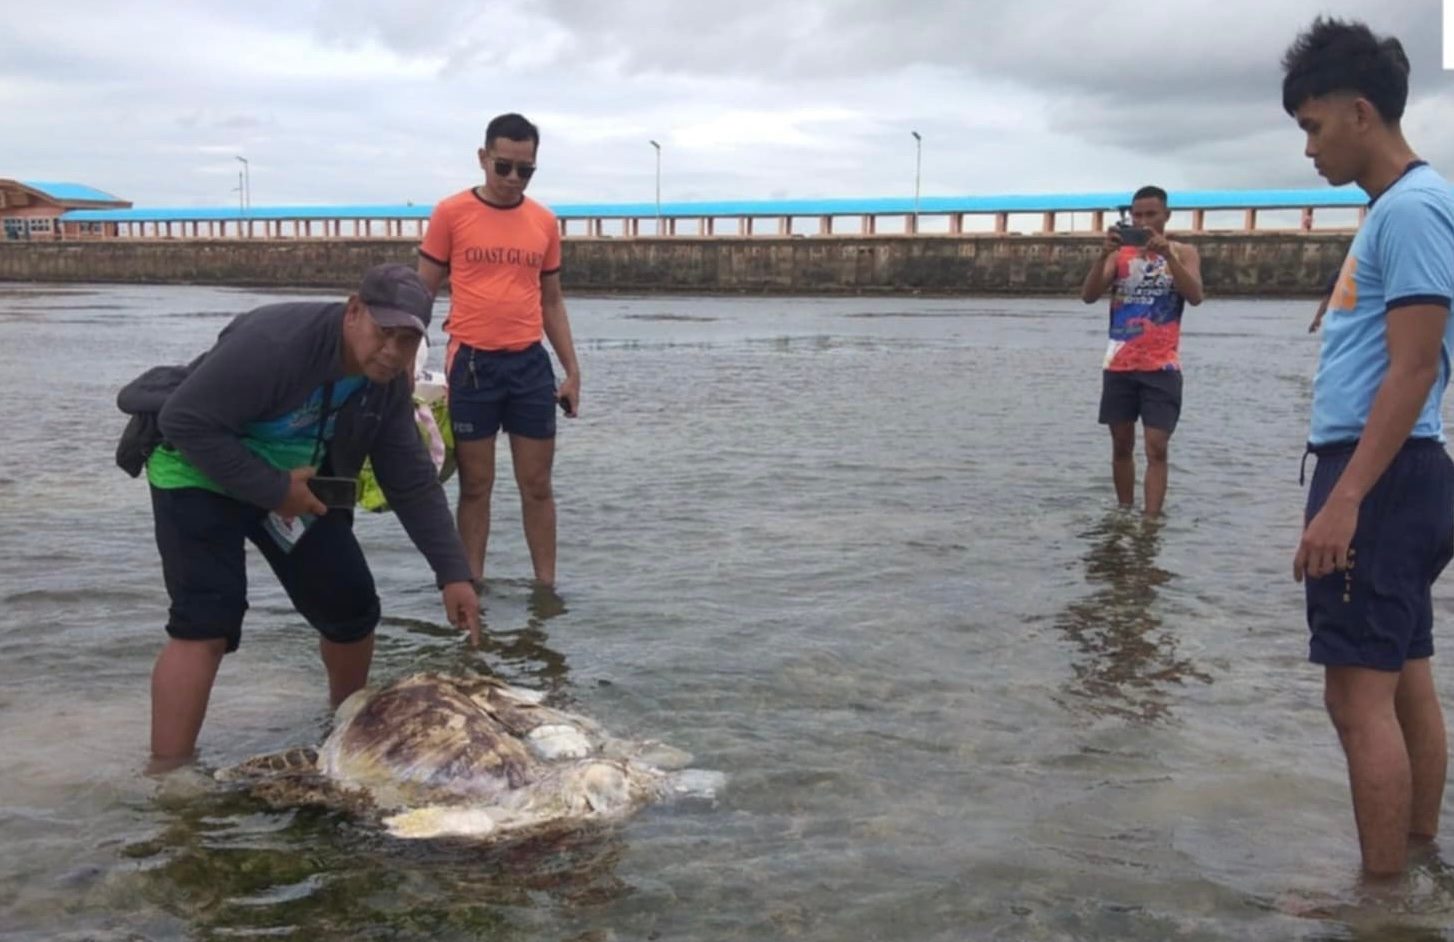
1286, 16, 1454, 877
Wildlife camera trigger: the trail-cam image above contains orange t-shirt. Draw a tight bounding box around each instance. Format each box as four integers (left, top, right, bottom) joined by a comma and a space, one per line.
419, 189, 562, 359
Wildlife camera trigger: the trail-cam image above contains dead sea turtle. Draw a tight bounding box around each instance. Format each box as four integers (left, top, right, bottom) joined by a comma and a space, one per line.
215, 672, 721, 840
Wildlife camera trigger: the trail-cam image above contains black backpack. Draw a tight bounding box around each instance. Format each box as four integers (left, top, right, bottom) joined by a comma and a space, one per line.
114, 355, 205, 477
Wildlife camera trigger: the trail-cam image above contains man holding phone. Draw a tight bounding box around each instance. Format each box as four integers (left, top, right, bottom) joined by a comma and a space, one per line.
417, 112, 581, 589
1080, 186, 1205, 516
139, 263, 480, 769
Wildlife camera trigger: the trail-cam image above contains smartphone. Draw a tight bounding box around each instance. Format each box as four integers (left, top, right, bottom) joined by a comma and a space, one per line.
1116, 225, 1151, 247
307, 476, 358, 509
557, 392, 573, 415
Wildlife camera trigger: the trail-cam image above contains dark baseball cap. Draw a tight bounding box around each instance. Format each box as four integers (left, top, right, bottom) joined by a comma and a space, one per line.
358, 263, 433, 334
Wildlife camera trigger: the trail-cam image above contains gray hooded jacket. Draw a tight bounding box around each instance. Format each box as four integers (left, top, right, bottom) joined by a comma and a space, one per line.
154, 300, 471, 587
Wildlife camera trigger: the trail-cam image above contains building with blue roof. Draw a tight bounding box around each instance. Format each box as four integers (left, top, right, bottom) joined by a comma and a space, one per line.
0, 179, 131, 241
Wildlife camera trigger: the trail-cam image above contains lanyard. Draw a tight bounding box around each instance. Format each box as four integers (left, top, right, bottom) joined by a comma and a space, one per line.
309, 380, 337, 468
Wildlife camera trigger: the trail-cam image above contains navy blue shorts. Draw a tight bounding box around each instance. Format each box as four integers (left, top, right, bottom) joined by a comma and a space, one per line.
151, 486, 380, 653
1305, 439, 1454, 671
448, 342, 557, 441
1098, 369, 1183, 432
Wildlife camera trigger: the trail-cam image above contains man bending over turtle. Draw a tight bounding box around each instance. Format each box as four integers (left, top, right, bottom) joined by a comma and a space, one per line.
131, 264, 480, 770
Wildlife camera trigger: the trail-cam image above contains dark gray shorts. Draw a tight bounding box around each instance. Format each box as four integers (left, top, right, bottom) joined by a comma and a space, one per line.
1099, 369, 1183, 432
1305, 439, 1454, 671
448, 342, 557, 441
151, 486, 380, 653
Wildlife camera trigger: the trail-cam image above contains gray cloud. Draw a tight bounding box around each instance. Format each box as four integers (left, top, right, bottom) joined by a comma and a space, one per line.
2, 1, 1450, 208
523, 0, 1451, 187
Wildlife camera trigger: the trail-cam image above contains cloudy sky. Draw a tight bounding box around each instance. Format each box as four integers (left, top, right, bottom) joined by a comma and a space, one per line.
3, 0, 1450, 209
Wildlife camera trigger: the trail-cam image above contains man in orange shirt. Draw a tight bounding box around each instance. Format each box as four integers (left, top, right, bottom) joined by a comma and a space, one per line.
417, 113, 581, 589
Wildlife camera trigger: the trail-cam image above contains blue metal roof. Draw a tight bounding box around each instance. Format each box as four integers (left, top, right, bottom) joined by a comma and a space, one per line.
20, 181, 125, 203
60, 186, 1374, 223
63, 203, 432, 222
557, 188, 1371, 217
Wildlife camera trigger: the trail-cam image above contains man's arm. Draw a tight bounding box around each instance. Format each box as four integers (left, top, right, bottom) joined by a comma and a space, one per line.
416, 200, 452, 296
368, 383, 474, 587
158, 327, 297, 511
417, 255, 448, 297
1295, 303, 1448, 580
1164, 242, 1204, 306
368, 381, 480, 644
1145, 232, 1204, 306
1080, 231, 1121, 304
1310, 267, 1342, 333
541, 272, 581, 414
1308, 294, 1332, 334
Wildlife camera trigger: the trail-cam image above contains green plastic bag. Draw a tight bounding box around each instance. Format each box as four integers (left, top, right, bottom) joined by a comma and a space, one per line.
358, 395, 455, 513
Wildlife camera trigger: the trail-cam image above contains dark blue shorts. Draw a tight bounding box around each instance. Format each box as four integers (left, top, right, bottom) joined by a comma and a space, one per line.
1098, 369, 1183, 432
151, 486, 380, 653
1305, 439, 1454, 671
448, 342, 557, 441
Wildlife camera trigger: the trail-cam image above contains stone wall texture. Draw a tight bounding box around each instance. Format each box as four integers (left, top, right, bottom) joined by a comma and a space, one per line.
0, 232, 1352, 296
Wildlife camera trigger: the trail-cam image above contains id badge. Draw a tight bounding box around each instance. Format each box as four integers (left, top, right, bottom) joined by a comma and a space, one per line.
262, 512, 317, 553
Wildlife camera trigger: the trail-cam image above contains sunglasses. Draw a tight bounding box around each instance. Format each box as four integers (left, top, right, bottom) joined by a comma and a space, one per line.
490, 158, 536, 181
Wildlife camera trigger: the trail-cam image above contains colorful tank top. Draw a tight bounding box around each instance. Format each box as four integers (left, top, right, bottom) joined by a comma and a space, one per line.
1104, 247, 1186, 372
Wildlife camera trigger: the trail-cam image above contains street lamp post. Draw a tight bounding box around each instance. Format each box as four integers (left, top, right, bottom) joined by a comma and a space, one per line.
233, 170, 244, 215
910, 131, 922, 234
648, 139, 661, 233
234, 155, 250, 211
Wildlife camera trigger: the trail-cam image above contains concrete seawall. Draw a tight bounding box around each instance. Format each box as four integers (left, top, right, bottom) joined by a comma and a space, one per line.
0, 232, 1352, 296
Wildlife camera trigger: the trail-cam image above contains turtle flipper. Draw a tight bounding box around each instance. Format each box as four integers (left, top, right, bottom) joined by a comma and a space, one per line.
383, 804, 504, 839
214, 747, 320, 781
214, 746, 372, 813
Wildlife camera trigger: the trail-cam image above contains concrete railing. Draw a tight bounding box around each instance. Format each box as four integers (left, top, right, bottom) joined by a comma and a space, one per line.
40, 188, 1370, 243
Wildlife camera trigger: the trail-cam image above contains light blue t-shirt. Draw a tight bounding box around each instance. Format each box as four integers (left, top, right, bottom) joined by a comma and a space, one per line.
1310, 163, 1454, 446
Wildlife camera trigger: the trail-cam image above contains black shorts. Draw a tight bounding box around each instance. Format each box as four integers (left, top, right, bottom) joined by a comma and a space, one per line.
448, 342, 557, 441
1305, 439, 1454, 671
1099, 369, 1183, 432
151, 486, 380, 653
